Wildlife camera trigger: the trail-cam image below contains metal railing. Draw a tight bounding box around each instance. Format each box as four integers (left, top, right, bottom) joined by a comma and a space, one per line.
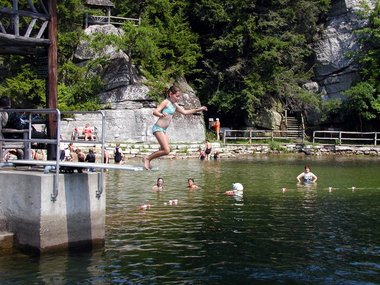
0, 108, 61, 201
313, 131, 380, 145
0, 109, 106, 202
223, 129, 305, 144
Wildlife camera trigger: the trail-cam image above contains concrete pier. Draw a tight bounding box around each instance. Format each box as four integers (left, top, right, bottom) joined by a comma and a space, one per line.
0, 171, 105, 252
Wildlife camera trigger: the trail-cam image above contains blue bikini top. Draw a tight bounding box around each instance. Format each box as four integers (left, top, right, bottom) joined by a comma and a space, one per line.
162, 99, 177, 115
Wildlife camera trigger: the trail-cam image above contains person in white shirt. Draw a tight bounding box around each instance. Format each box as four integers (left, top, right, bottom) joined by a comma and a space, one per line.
296, 165, 318, 184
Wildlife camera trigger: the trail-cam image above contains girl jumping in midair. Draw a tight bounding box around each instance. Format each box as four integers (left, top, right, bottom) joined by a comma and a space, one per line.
143, 85, 207, 170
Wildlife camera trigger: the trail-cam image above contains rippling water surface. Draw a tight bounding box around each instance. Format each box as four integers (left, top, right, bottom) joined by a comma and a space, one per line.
1, 156, 380, 284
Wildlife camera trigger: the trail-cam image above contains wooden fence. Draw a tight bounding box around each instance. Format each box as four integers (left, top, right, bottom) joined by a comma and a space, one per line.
84, 14, 141, 28
223, 129, 305, 144
222, 129, 380, 146
313, 131, 380, 145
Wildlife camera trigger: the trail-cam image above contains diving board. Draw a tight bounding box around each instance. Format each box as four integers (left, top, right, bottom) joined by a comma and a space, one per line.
5, 160, 157, 171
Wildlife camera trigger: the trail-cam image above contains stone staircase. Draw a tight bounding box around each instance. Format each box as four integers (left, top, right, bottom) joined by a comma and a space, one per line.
0, 215, 14, 251
286, 116, 303, 137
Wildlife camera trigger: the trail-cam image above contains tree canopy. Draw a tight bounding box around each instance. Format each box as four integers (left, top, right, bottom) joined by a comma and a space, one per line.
340, 1, 380, 131
3, 0, 379, 131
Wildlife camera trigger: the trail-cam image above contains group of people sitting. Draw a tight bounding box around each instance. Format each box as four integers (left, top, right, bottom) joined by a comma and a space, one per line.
71, 123, 96, 141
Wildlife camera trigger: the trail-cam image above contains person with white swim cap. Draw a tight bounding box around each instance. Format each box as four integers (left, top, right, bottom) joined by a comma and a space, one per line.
225, 183, 244, 196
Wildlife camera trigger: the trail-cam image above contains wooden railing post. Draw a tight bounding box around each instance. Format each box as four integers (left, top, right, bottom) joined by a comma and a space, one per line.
12, 0, 19, 37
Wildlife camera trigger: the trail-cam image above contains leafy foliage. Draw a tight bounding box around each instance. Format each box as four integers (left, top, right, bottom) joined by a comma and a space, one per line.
186, 0, 330, 127
341, 1, 380, 130
0, 0, 102, 111
0, 63, 45, 108
58, 62, 103, 111
92, 0, 201, 101
342, 82, 380, 130
0, 0, 336, 127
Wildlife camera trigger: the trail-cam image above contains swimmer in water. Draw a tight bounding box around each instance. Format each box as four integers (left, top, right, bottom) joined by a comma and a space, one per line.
225, 183, 244, 197
187, 178, 199, 190
296, 165, 318, 184
152, 177, 164, 191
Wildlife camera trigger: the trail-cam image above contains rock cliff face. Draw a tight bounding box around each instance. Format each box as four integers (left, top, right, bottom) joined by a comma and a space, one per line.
64, 25, 206, 143
313, 0, 375, 99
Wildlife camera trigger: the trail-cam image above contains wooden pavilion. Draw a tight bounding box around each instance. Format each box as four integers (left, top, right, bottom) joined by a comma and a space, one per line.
0, 0, 57, 158
84, 0, 114, 28
84, 0, 140, 27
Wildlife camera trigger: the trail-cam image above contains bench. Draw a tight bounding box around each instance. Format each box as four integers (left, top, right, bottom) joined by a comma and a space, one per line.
71, 126, 97, 141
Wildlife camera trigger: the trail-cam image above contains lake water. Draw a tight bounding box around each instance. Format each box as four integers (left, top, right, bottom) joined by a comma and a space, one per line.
1, 156, 380, 284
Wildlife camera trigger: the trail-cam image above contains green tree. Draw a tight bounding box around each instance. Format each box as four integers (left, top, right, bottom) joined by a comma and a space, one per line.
342, 82, 380, 131
0, 61, 45, 107
92, 0, 201, 100
187, 0, 330, 127
1, 0, 332, 120
342, 1, 380, 130
56, 0, 103, 110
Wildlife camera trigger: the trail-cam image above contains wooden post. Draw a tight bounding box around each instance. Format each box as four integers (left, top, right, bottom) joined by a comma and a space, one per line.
47, 0, 58, 159
375, 132, 377, 146
107, 7, 111, 24
13, 0, 19, 36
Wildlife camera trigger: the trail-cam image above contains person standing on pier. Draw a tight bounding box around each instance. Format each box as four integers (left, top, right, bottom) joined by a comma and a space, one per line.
143, 85, 207, 170
214, 118, 221, 141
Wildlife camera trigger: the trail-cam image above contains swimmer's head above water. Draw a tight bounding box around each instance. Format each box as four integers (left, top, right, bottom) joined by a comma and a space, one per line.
225, 183, 244, 196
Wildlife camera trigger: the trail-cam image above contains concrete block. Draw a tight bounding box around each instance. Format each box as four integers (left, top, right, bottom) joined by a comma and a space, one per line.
0, 171, 105, 252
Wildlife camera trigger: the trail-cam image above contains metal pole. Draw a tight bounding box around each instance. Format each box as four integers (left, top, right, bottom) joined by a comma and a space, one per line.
97, 111, 106, 199
52, 109, 61, 202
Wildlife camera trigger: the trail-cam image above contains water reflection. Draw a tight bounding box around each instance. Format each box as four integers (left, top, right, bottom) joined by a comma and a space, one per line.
1, 157, 380, 284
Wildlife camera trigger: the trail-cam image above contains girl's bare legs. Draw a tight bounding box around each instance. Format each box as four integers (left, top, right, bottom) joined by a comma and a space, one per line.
143, 132, 170, 170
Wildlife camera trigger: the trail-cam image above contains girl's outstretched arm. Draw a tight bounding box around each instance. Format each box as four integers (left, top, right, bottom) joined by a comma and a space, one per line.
176, 105, 207, 115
